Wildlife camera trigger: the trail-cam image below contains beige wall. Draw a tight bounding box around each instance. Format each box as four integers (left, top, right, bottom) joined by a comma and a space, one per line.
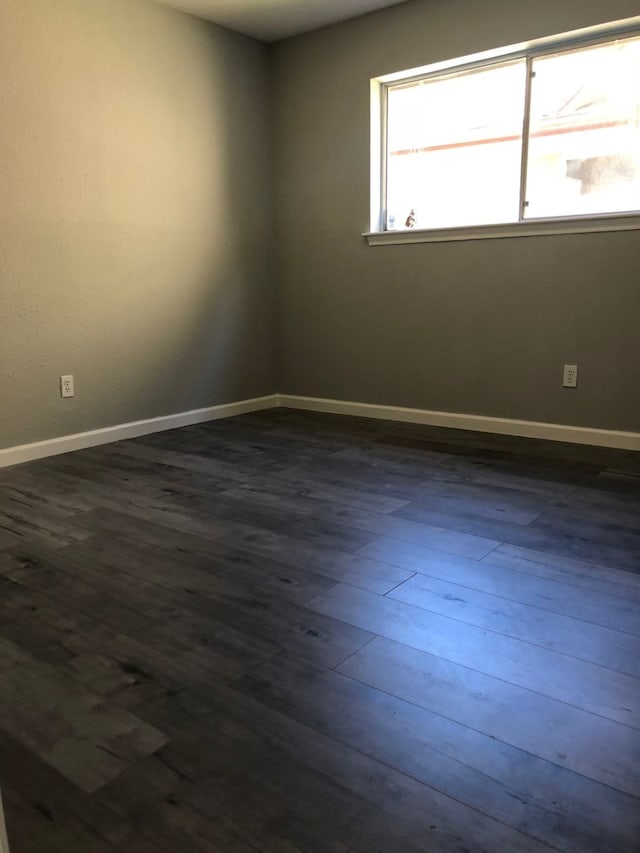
0, 0, 276, 450
2, 0, 639, 452
272, 0, 640, 431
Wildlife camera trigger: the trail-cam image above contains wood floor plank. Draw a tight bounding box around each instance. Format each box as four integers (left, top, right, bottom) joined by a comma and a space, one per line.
25, 453, 180, 506
95, 755, 247, 853
527, 502, 640, 546
85, 439, 260, 484
76, 441, 398, 517
356, 537, 640, 635
74, 531, 339, 608
0, 637, 167, 793
1, 548, 278, 683
565, 483, 640, 513
0, 730, 163, 853
99, 751, 352, 853
5, 539, 372, 672
387, 574, 640, 682
388, 490, 544, 524
178, 693, 552, 853
0, 467, 102, 513
0, 484, 80, 523
336, 636, 640, 796
2, 785, 120, 853
78, 486, 379, 555
231, 652, 639, 852
215, 486, 500, 559
218, 476, 412, 515
0, 501, 91, 551
393, 501, 640, 571
146, 701, 435, 853
185, 742, 415, 853
136, 425, 328, 473
485, 543, 640, 598
308, 583, 640, 724
533, 502, 640, 536
380, 475, 551, 512
327, 445, 580, 498
73, 504, 412, 595
2, 547, 270, 690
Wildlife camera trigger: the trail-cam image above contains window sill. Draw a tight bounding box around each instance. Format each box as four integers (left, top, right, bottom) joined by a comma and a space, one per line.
363, 213, 640, 246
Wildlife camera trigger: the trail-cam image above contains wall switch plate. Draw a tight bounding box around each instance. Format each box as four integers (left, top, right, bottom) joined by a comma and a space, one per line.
60, 375, 74, 398
562, 364, 578, 388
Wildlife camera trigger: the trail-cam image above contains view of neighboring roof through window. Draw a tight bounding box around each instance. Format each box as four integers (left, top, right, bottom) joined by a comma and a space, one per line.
381, 29, 640, 233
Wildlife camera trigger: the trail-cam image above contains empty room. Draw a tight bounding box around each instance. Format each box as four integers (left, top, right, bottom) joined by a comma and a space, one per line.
1, 0, 639, 851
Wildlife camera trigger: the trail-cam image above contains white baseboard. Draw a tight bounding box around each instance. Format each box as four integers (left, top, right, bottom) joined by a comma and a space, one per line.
2, 391, 637, 469
0, 394, 279, 469
277, 394, 640, 451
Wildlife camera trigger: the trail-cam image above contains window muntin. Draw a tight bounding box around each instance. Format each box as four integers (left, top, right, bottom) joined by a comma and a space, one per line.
381, 31, 640, 232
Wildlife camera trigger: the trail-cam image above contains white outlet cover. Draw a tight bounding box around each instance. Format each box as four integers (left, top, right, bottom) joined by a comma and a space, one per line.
562, 364, 578, 388
60, 375, 74, 398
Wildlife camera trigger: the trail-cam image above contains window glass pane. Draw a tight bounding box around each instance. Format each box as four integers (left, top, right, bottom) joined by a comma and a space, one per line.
386, 60, 526, 230
525, 36, 640, 218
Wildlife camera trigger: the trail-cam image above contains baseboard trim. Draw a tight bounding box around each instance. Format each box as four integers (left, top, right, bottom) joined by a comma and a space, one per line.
0, 394, 279, 469
277, 394, 640, 451
2, 392, 637, 468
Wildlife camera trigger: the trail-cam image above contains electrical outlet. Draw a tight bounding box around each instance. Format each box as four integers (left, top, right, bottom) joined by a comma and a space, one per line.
60, 375, 74, 398
562, 364, 578, 388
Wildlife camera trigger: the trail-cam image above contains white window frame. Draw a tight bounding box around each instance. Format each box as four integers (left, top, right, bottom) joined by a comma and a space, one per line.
366, 16, 640, 245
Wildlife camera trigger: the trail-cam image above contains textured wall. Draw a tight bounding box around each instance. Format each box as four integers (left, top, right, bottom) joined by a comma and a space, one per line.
2, 0, 639, 451
0, 0, 276, 450
272, 0, 640, 431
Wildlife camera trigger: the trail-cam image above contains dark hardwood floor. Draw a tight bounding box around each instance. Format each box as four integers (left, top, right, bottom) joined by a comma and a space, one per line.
0, 407, 639, 852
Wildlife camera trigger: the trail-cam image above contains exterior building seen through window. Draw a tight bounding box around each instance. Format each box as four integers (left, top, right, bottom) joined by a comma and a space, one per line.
383, 31, 640, 232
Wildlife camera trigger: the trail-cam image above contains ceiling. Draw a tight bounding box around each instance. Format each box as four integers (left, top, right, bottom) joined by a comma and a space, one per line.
150, 0, 409, 42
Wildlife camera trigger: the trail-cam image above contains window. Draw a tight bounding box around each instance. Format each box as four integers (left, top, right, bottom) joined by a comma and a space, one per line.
371, 21, 640, 240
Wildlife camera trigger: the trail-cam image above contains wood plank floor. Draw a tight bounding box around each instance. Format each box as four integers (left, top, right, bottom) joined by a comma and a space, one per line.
0, 407, 639, 852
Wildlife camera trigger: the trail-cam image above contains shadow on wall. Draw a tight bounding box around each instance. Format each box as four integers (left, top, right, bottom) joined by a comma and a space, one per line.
0, 0, 276, 449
